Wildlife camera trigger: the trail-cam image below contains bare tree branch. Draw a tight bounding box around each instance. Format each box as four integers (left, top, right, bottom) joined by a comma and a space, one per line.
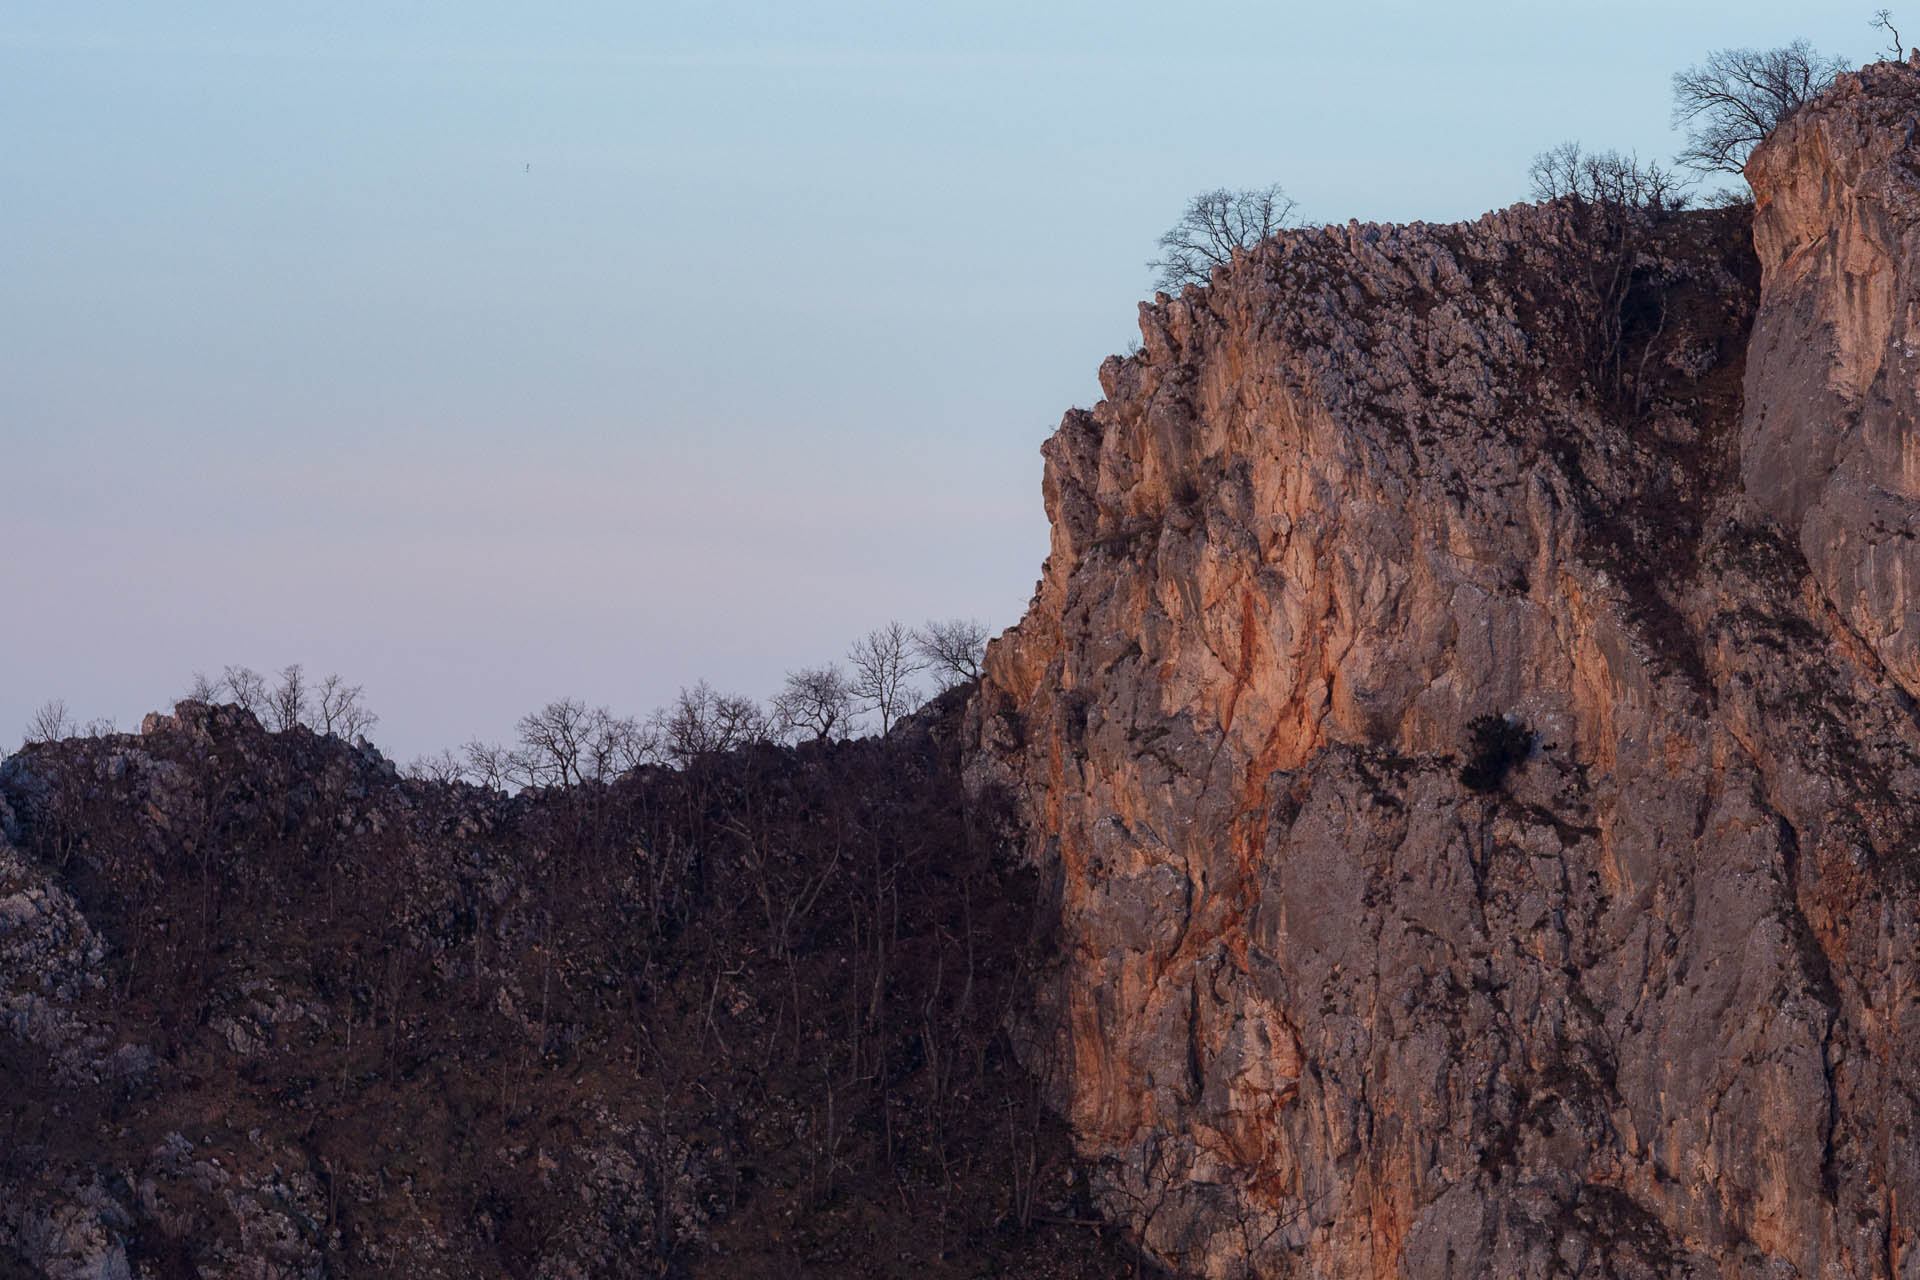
914, 618, 989, 689
652, 682, 769, 766
1148, 185, 1298, 292
461, 739, 518, 792
1874, 9, 1904, 62
848, 622, 927, 738
222, 665, 268, 718
269, 664, 309, 733
1671, 41, 1848, 176
404, 748, 466, 784
316, 674, 379, 740
1529, 142, 1688, 211
22, 699, 75, 747
774, 665, 855, 743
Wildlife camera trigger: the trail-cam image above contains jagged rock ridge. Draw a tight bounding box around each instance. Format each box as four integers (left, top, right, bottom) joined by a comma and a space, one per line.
968, 63, 1920, 1278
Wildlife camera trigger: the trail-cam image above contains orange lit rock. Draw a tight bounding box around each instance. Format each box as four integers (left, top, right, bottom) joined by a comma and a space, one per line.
972, 62, 1920, 1280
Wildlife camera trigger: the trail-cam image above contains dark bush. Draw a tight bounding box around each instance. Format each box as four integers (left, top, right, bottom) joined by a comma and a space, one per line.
1460, 713, 1534, 793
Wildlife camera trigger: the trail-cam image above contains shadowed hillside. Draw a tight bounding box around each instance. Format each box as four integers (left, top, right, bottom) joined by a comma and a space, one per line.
0, 694, 1155, 1277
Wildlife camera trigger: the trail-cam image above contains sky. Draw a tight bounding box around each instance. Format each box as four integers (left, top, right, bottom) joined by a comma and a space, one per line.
0, 0, 1882, 762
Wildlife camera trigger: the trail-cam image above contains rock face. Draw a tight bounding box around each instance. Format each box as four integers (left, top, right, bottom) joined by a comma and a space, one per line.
1745, 65, 1920, 704
969, 63, 1920, 1278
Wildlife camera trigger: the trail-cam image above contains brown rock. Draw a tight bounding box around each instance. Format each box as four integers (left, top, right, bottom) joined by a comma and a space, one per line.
1745, 61, 1920, 702
971, 65, 1920, 1279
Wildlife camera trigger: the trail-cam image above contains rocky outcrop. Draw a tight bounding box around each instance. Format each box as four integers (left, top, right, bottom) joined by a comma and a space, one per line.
970, 64, 1920, 1278
1745, 62, 1920, 702
0, 698, 1144, 1278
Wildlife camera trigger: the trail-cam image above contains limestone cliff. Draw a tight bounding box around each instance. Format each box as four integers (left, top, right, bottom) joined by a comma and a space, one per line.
969, 62, 1920, 1278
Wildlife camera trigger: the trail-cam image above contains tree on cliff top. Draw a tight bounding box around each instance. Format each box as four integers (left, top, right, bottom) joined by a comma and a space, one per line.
1148, 184, 1297, 292
1529, 142, 1687, 211
1671, 41, 1848, 176
849, 621, 926, 738
1873, 9, 1905, 62
774, 664, 855, 743
915, 617, 989, 689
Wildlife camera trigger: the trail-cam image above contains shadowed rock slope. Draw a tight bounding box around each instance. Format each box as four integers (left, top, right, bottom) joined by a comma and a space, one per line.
0, 697, 1154, 1278
968, 62, 1920, 1278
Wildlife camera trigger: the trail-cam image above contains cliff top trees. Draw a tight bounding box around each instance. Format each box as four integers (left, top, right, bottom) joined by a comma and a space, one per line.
21, 700, 75, 747
1671, 40, 1848, 175
915, 618, 989, 689
774, 665, 855, 743
197, 664, 379, 741
1149, 185, 1297, 292
1528, 142, 1687, 211
1874, 9, 1905, 61
849, 622, 926, 738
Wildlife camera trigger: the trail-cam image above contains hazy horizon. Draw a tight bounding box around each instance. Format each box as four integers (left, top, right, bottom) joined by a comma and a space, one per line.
3, 0, 1876, 761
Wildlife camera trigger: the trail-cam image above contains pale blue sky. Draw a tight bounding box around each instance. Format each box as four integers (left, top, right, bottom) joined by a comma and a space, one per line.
1, 1, 1876, 759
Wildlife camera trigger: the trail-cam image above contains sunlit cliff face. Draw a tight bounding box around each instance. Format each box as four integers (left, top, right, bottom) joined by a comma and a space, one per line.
970, 62, 1920, 1280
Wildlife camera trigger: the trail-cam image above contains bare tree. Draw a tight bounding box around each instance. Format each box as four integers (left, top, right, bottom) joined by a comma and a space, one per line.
654, 682, 769, 766
268, 664, 309, 732
1149, 185, 1298, 292
848, 622, 927, 738
580, 710, 656, 781
1874, 9, 1905, 62
461, 739, 520, 791
1671, 41, 1848, 176
315, 674, 379, 740
515, 698, 596, 789
1529, 141, 1688, 211
452, 700, 652, 791
23, 699, 75, 746
773, 665, 855, 743
183, 671, 221, 702
222, 665, 268, 718
913, 618, 989, 689
405, 749, 466, 784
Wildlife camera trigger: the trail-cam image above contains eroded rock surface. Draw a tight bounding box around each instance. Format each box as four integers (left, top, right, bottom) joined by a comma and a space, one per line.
1746, 62, 1920, 702
970, 63, 1920, 1278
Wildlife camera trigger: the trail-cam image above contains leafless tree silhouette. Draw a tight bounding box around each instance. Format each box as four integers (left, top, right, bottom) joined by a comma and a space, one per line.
774, 665, 855, 743
849, 622, 926, 738
1529, 142, 1687, 210
915, 618, 990, 688
316, 674, 379, 739
270, 664, 309, 732
22, 699, 75, 746
1149, 185, 1297, 291
1671, 41, 1847, 176
222, 665, 268, 718
512, 699, 654, 789
654, 681, 769, 766
1874, 9, 1904, 62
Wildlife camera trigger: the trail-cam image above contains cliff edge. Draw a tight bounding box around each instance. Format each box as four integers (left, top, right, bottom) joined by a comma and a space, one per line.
969, 61, 1920, 1278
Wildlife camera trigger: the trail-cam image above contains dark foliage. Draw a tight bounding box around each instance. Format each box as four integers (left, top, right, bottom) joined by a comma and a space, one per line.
1459, 714, 1534, 794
